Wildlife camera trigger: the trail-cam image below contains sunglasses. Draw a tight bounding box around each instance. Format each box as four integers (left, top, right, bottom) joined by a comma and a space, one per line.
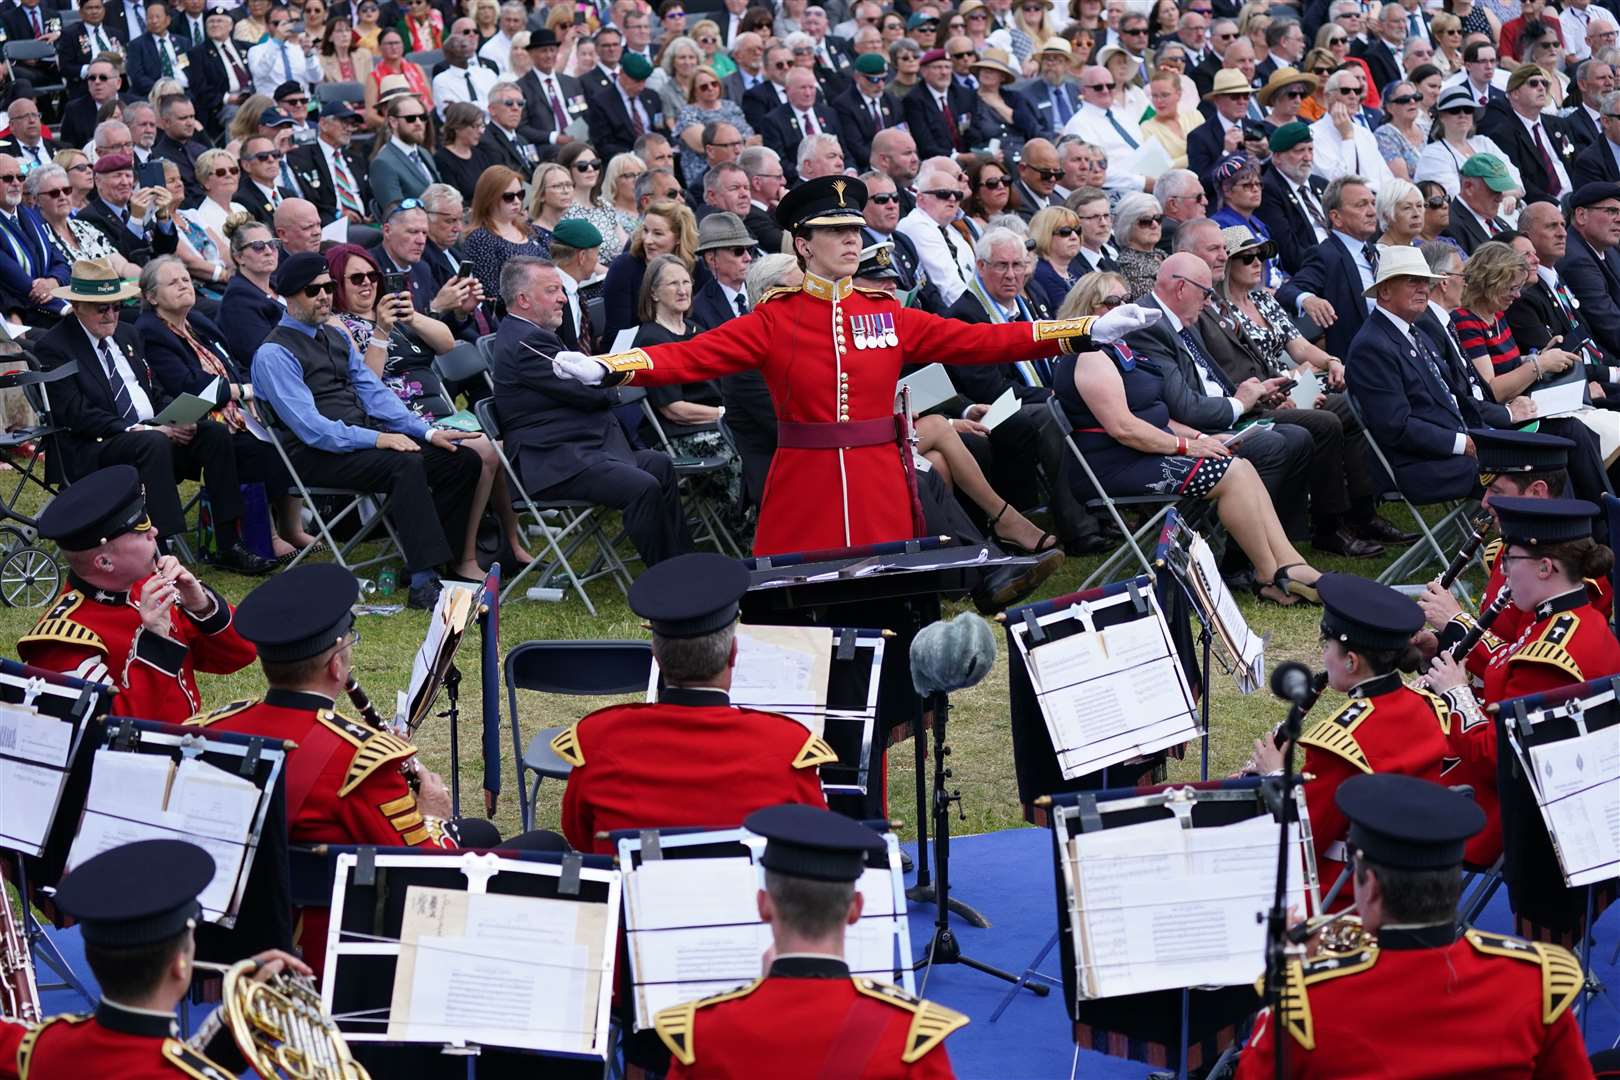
1101, 294, 1126, 308
1231, 251, 1262, 264
1053, 226, 1078, 237
36, 186, 70, 198
212, 166, 240, 177
87, 72, 117, 81
1441, 105, 1475, 115
1085, 80, 1115, 90
0, 174, 20, 184
394, 112, 427, 122
1121, 26, 1147, 34
949, 50, 976, 59
980, 176, 1008, 188
922, 188, 961, 201
573, 159, 601, 170
1214, 30, 1236, 39
301, 281, 338, 297
1327, 35, 1347, 44
501, 190, 524, 202
1137, 214, 1163, 226
1281, 88, 1306, 99
1335, 86, 1363, 95
238, 239, 275, 253
770, 60, 791, 69
1310, 67, 1333, 75
1025, 165, 1063, 180
869, 192, 899, 204
1385, 94, 1418, 107
248, 150, 285, 161
1524, 78, 1551, 89
346, 270, 381, 285
1425, 196, 1448, 208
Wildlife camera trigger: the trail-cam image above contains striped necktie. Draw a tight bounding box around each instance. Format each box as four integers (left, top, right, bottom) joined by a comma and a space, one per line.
332, 152, 363, 216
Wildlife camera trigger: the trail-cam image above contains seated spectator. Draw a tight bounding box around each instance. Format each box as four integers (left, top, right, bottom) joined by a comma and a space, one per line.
1311, 68, 1396, 191
526, 162, 575, 252
556, 144, 625, 261
1277, 176, 1381, 360
479, 81, 543, 181
1510, 199, 1620, 398
1377, 176, 1426, 248
1052, 263, 1325, 604
1556, 180, 1620, 360
433, 102, 490, 197
233, 135, 294, 227
1067, 185, 1122, 277
287, 101, 372, 227
1417, 179, 1453, 243
157, 160, 230, 303
1208, 153, 1272, 265
971, 49, 1040, 159
897, 167, 978, 305
219, 217, 285, 370
53, 149, 95, 214
1414, 85, 1519, 197
1112, 192, 1168, 298
60, 57, 131, 150
252, 252, 483, 609
1444, 153, 1515, 254
368, 95, 439, 216
1030, 205, 1084, 308
964, 158, 1017, 231
77, 153, 180, 265
248, 7, 322, 97
1140, 70, 1204, 170
550, 218, 603, 353
676, 74, 755, 190
1452, 239, 1580, 410
184, 149, 246, 238
273, 198, 324, 259
1476, 63, 1576, 203
600, 197, 697, 343
29, 164, 136, 282
37, 259, 277, 574
461, 165, 550, 305
1374, 79, 1425, 180
0, 155, 69, 326
491, 256, 692, 566
135, 256, 312, 558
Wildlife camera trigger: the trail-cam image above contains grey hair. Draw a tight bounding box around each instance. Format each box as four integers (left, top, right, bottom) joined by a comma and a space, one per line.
703, 161, 745, 196
23, 164, 67, 199
92, 119, 129, 150
650, 622, 735, 682
738, 144, 780, 178
1601, 89, 1620, 115
1156, 168, 1201, 205
634, 167, 677, 204
1378, 2, 1403, 19
1323, 68, 1360, 95
986, 214, 1029, 237
498, 255, 556, 306
745, 252, 798, 306
796, 133, 840, 173
138, 255, 187, 306
974, 225, 1026, 262
1322, 175, 1370, 216
1376, 177, 1420, 231
1421, 239, 1462, 274
1171, 216, 1220, 253
1111, 191, 1162, 241
1328, 0, 1360, 15
420, 182, 462, 212
489, 80, 520, 103
783, 30, 814, 50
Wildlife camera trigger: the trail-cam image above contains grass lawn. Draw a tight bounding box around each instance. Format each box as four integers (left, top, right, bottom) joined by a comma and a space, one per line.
0, 479, 1478, 842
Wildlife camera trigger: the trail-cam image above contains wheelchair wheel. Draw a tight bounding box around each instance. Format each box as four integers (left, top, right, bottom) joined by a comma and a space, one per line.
0, 539, 61, 608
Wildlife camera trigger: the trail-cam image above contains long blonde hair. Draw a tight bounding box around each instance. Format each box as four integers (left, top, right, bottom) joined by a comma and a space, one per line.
629, 199, 697, 268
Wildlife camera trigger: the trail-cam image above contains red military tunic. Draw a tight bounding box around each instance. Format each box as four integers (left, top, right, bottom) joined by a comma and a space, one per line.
1235, 926, 1592, 1078
17, 576, 256, 723
19, 1005, 236, 1080
657, 956, 965, 1079
1296, 673, 1452, 907
187, 689, 455, 978
1446, 539, 1613, 683
599, 272, 1097, 554
1, 1019, 22, 1080
556, 686, 832, 853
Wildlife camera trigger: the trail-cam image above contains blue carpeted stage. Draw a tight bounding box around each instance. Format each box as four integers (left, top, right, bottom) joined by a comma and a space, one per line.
33, 825, 1620, 1078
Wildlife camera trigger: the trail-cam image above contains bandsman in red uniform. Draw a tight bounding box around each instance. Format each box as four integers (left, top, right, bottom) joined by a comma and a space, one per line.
1, 1021, 23, 1079
549, 175, 1159, 556
17, 465, 256, 722
1249, 574, 1451, 906
1236, 774, 1594, 1078
657, 804, 965, 1079
1430, 497, 1620, 943
17, 839, 313, 1080
557, 553, 832, 853
1418, 429, 1613, 865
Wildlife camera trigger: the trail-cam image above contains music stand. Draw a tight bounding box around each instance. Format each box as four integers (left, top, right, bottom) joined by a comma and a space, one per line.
476, 564, 504, 817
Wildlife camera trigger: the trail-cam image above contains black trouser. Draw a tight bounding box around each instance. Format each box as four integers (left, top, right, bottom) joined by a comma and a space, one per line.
531, 449, 692, 567
230, 428, 292, 498
961, 403, 1103, 543
1219, 423, 1315, 575
1261, 404, 1371, 529
287, 439, 481, 573
88, 420, 244, 538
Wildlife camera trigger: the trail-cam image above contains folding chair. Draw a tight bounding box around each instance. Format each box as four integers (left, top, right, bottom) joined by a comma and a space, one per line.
637, 395, 745, 557
5, 40, 66, 101
255, 400, 407, 573
1342, 395, 1477, 594
0, 363, 73, 606
473, 397, 633, 612
315, 81, 364, 105
405, 48, 443, 71
1044, 396, 1190, 590
433, 340, 494, 396
504, 639, 652, 831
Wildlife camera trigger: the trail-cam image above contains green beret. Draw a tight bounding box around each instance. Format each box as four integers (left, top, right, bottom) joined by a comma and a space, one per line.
1269, 120, 1311, 153
622, 53, 654, 80
552, 218, 603, 250
853, 51, 888, 75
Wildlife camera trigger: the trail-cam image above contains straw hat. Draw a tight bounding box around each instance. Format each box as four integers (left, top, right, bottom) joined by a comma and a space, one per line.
1255, 66, 1318, 106
1203, 68, 1255, 100
971, 47, 1020, 81
1363, 245, 1442, 298
52, 258, 139, 304
1220, 224, 1276, 261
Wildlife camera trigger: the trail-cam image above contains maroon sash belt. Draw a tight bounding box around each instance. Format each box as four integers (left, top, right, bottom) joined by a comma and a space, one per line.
776, 416, 899, 450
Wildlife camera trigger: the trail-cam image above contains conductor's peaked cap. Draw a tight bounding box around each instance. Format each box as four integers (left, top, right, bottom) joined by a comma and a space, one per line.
910, 612, 997, 695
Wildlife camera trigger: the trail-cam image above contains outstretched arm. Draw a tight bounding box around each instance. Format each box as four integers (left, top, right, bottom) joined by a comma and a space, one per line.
558, 308, 775, 387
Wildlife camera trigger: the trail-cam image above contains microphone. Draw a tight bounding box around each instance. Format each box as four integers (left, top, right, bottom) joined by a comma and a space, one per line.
1270, 661, 1315, 705
910, 612, 997, 695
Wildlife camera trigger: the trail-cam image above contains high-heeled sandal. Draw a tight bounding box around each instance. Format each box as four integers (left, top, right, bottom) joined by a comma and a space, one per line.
987, 501, 1060, 555
1273, 563, 1320, 604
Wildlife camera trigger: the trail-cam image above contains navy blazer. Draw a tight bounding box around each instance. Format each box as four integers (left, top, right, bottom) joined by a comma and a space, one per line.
585, 81, 665, 163
125, 30, 193, 97
690, 276, 740, 333
1413, 308, 1510, 428
1557, 227, 1620, 359
1017, 77, 1081, 138
1122, 294, 1239, 433
490, 312, 639, 493
1344, 306, 1479, 501
1186, 116, 1231, 193
1572, 136, 1620, 188
1476, 97, 1578, 202
1442, 197, 1506, 255
829, 85, 901, 172
902, 81, 982, 162
1276, 232, 1369, 360
219, 274, 284, 371
34, 318, 174, 480
1255, 165, 1327, 276
759, 101, 843, 183
1565, 103, 1602, 153
135, 309, 242, 401
0, 206, 69, 318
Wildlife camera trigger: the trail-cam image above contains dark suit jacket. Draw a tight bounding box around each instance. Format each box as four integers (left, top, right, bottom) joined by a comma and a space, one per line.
152, 132, 209, 206
1413, 309, 1509, 428
287, 140, 371, 225
690, 276, 740, 333
516, 68, 583, 150
1507, 276, 1605, 372
1186, 114, 1235, 191
1123, 294, 1240, 432
1443, 197, 1507, 255
830, 85, 900, 172
0, 1, 62, 47
135, 308, 241, 400
1018, 77, 1080, 138
57, 20, 124, 91
232, 177, 281, 227
34, 318, 174, 480
490, 313, 637, 492
367, 140, 440, 216
1255, 165, 1326, 276
902, 81, 982, 162
1352, 36, 1401, 92
585, 81, 665, 163
0, 206, 68, 318
1572, 136, 1620, 188
743, 203, 784, 258
943, 288, 1050, 404
759, 101, 843, 183
1276, 232, 1368, 360
187, 38, 245, 136
477, 124, 540, 180
1565, 103, 1603, 153
578, 63, 613, 101
1345, 306, 1480, 499
125, 30, 193, 97
741, 78, 790, 132
60, 92, 133, 149
1190, 52, 1220, 98
219, 274, 284, 369
1476, 97, 1579, 202
1557, 227, 1620, 359
77, 196, 180, 265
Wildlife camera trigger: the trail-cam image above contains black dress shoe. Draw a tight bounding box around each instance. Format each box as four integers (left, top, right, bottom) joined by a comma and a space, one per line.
407, 579, 442, 610
972, 548, 1065, 613
1311, 528, 1384, 558
1064, 533, 1115, 556
1351, 516, 1421, 545
212, 541, 277, 576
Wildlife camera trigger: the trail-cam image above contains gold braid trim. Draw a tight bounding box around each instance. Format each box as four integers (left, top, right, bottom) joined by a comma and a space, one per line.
792, 733, 839, 770
1298, 699, 1375, 774
550, 724, 585, 767
653, 980, 763, 1065
1031, 316, 1098, 354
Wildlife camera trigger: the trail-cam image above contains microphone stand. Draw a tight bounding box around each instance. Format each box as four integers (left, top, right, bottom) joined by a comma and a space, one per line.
1261, 691, 1310, 1080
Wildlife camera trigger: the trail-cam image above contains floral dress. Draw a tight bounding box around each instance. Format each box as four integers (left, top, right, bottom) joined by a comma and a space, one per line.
561, 202, 626, 262
334, 313, 438, 418
1374, 123, 1420, 178
1228, 287, 1299, 375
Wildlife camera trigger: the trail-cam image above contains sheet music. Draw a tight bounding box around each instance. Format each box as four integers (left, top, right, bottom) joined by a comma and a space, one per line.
1014, 602, 1201, 778
388, 886, 605, 1053
1524, 725, 1620, 886
1066, 814, 1306, 998
649, 625, 834, 732
406, 583, 476, 728
1187, 532, 1264, 693
0, 702, 76, 854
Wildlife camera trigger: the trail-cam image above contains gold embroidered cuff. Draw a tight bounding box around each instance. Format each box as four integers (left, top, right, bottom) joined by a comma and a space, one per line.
599, 348, 653, 385
1032, 316, 1098, 354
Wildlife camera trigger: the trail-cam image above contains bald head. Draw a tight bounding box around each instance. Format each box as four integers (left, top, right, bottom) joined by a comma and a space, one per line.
274, 197, 322, 253
1520, 198, 1568, 262
1154, 252, 1212, 321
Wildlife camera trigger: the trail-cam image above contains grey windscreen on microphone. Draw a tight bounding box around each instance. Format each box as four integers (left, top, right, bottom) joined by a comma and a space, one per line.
910, 612, 998, 695
1269, 660, 1313, 704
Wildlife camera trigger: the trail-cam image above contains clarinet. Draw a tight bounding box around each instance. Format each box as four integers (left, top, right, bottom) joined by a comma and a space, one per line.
346, 676, 422, 792
1270, 671, 1330, 749
1436, 511, 1496, 591
1435, 587, 1514, 670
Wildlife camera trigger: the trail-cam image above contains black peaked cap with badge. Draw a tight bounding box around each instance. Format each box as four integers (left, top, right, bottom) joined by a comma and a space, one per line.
1316, 572, 1425, 651
55, 839, 215, 947
628, 552, 751, 639
856, 240, 901, 281
1335, 773, 1484, 870
775, 175, 868, 232
1491, 496, 1599, 547
1469, 428, 1574, 477
746, 803, 885, 882
36, 464, 152, 551
234, 563, 360, 662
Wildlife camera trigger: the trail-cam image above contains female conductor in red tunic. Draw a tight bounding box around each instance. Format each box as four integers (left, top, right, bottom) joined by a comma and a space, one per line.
550, 175, 1161, 556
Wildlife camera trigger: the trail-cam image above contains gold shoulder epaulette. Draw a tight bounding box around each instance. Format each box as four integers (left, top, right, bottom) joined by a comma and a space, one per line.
653, 980, 762, 1066
161, 1038, 236, 1080
758, 283, 799, 305
1413, 686, 1453, 736
1257, 947, 1378, 1050
792, 732, 838, 770
1510, 614, 1584, 680
852, 977, 968, 1063
1484, 538, 1504, 568
185, 699, 256, 728
1299, 698, 1375, 773
1464, 930, 1583, 1024
316, 713, 416, 797
18, 592, 104, 654
18, 1014, 90, 1078
550, 724, 584, 768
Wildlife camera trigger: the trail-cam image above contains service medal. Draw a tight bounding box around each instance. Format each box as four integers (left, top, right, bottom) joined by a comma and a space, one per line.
851, 314, 867, 350
883, 312, 898, 347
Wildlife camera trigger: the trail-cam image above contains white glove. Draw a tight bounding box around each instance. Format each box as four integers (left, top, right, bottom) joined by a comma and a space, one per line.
552, 351, 609, 385
1089, 302, 1163, 344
